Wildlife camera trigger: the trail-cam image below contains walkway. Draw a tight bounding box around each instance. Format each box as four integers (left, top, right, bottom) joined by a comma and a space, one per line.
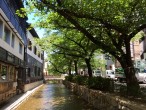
0, 85, 43, 110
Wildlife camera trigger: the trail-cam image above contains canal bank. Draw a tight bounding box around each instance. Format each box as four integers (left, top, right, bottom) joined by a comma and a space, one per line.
63, 81, 146, 110
0, 84, 43, 110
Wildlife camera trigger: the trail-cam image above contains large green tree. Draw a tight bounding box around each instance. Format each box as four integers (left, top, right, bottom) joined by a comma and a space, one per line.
24, 0, 146, 96
36, 31, 98, 77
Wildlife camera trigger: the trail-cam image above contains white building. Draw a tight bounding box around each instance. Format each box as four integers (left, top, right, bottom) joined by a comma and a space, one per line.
25, 25, 44, 85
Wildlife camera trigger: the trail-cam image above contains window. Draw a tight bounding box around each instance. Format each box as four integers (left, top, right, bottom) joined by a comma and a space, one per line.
38, 67, 41, 76
34, 46, 37, 55
7, 52, 14, 63
0, 20, 3, 38
11, 34, 15, 48
28, 39, 32, 50
38, 51, 40, 58
19, 43, 23, 54
27, 68, 31, 77
41, 52, 44, 60
9, 66, 14, 80
1, 65, 7, 80
4, 27, 10, 44
35, 66, 37, 76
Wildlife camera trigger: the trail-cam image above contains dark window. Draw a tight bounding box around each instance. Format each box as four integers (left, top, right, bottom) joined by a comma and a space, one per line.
4, 27, 10, 44
38, 52, 40, 58
34, 66, 37, 76
0, 20, 3, 38
1, 65, 7, 80
28, 39, 32, 50
11, 34, 15, 48
41, 52, 44, 60
26, 68, 31, 77
34, 46, 37, 55
0, 47, 7, 60
19, 43, 23, 54
38, 67, 40, 76
7, 52, 14, 63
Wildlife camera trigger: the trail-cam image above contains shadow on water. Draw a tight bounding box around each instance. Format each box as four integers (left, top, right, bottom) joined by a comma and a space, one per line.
16, 81, 97, 110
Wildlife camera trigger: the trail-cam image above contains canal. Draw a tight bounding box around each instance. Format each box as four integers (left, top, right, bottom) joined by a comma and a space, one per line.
16, 81, 95, 110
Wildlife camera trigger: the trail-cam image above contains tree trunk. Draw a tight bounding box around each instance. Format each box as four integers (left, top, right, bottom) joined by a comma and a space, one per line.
119, 57, 140, 96
68, 60, 72, 75
85, 58, 92, 77
74, 60, 78, 75
118, 41, 140, 96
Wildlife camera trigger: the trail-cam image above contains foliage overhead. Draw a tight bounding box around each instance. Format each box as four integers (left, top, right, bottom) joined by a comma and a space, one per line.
23, 0, 146, 59
21, 0, 146, 95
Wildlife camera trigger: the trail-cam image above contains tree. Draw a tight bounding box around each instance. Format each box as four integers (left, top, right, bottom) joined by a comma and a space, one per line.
36, 30, 98, 77
24, 0, 146, 96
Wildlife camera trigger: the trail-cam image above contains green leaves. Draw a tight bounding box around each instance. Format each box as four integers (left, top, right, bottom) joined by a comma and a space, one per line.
24, 0, 146, 74
131, 31, 145, 41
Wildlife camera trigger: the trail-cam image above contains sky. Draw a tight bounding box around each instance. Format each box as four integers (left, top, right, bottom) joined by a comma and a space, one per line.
27, 14, 45, 38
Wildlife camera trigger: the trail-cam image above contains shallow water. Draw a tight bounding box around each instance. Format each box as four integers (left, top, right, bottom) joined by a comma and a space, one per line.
16, 82, 95, 110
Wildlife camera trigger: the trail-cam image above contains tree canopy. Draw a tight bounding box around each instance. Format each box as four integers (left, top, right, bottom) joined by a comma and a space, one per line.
23, 0, 146, 96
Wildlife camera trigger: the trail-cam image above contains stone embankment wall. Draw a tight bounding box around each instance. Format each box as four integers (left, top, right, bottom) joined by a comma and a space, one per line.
24, 80, 43, 92
0, 80, 43, 105
63, 81, 146, 110
0, 81, 16, 105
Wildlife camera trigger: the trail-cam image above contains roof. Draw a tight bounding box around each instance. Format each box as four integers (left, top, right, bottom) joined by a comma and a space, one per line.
27, 23, 39, 38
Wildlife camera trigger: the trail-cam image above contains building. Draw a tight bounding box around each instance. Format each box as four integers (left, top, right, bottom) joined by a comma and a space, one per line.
0, 0, 44, 105
43, 60, 49, 76
131, 41, 142, 60
0, 0, 27, 104
24, 25, 44, 92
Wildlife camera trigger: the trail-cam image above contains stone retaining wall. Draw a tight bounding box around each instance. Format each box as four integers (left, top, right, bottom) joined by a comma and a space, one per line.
24, 80, 43, 92
63, 81, 146, 110
0, 81, 16, 105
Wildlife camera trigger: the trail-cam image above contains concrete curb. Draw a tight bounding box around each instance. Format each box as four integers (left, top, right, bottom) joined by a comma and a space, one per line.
4, 84, 43, 110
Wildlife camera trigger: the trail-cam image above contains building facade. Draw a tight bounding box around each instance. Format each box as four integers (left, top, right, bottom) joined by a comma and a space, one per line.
0, 0, 44, 105
26, 26, 44, 83
43, 60, 49, 76
0, 0, 27, 104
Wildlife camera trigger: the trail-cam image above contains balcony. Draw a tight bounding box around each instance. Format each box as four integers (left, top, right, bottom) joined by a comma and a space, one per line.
0, 0, 27, 44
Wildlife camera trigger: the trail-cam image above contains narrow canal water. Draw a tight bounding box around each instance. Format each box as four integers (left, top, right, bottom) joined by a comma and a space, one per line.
16, 81, 95, 110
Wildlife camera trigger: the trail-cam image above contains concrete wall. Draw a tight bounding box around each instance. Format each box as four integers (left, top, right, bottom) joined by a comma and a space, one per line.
24, 80, 43, 92
64, 81, 146, 110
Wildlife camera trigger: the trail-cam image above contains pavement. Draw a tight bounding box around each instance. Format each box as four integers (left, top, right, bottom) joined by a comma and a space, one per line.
0, 84, 43, 110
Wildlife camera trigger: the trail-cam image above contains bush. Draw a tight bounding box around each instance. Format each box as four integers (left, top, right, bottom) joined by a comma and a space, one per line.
65, 75, 74, 82
73, 75, 88, 85
65, 75, 114, 93
88, 77, 114, 92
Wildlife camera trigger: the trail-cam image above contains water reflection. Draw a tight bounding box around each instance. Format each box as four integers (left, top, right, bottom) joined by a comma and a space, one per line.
16, 81, 95, 110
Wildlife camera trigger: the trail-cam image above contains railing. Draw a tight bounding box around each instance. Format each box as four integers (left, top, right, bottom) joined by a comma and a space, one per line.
0, 0, 27, 44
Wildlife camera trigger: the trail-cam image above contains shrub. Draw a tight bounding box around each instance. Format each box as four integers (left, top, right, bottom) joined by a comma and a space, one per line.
65, 75, 114, 93
65, 75, 74, 82
73, 75, 88, 85
88, 77, 114, 92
